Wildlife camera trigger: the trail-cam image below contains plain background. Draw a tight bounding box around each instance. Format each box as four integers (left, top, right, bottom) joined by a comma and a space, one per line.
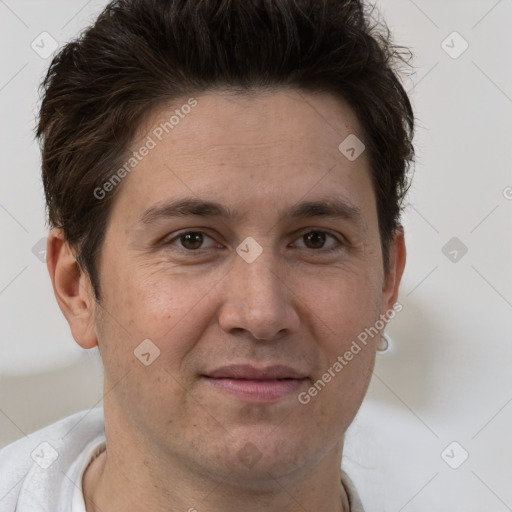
1, 0, 511, 510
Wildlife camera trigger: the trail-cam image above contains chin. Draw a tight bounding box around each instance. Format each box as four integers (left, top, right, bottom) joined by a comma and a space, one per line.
215, 429, 321, 483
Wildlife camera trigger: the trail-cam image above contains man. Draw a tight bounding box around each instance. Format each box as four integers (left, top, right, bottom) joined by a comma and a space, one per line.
0, 0, 414, 510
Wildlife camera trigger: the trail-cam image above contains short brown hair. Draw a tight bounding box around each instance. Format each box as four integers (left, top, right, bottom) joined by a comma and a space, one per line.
36, 0, 415, 300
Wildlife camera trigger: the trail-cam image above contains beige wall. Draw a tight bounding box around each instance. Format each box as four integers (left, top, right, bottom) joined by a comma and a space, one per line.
0, 352, 103, 448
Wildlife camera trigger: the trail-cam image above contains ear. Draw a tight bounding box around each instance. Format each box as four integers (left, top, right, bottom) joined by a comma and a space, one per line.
381, 226, 406, 313
46, 228, 99, 349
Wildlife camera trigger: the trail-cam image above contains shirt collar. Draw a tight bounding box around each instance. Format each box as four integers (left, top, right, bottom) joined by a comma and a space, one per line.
340, 470, 366, 512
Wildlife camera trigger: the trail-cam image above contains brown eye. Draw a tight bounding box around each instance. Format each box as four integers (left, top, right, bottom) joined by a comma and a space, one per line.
293, 230, 342, 254
165, 231, 218, 251
303, 231, 327, 249
180, 232, 204, 250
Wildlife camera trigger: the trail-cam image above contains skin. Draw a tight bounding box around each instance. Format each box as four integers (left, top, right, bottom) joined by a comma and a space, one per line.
47, 89, 406, 512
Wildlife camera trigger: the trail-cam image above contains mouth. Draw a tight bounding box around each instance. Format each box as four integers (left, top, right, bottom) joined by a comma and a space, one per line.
201, 364, 309, 402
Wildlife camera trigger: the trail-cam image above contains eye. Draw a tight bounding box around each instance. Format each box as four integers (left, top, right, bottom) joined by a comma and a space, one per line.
292, 230, 342, 252
165, 231, 219, 251
163, 229, 343, 254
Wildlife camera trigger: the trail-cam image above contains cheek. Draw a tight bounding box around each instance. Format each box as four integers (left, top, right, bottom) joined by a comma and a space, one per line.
99, 257, 223, 365
326, 351, 375, 432
302, 265, 382, 339
297, 339, 376, 446
94, 265, 213, 418
299, 263, 381, 410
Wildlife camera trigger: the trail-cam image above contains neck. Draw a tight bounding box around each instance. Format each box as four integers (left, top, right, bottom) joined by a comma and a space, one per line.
82, 443, 348, 512
83, 394, 349, 512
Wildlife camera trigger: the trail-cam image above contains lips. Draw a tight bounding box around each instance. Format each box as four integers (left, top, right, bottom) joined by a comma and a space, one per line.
202, 364, 308, 402
205, 364, 307, 380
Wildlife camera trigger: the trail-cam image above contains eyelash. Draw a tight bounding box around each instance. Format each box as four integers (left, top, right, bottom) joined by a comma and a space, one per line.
163, 229, 344, 255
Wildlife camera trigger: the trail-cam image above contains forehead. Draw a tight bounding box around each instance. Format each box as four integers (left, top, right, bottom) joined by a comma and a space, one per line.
111, 89, 375, 227
137, 89, 363, 159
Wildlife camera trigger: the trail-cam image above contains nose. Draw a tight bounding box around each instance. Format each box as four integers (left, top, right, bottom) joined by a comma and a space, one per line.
218, 250, 300, 341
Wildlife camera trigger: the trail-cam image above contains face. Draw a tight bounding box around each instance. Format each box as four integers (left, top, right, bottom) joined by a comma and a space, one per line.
62, 90, 404, 487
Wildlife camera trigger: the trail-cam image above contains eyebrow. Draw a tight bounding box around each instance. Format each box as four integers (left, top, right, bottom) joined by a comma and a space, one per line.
137, 196, 363, 227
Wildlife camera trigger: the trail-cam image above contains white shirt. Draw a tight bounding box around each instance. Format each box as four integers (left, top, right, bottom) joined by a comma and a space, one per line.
0, 407, 365, 511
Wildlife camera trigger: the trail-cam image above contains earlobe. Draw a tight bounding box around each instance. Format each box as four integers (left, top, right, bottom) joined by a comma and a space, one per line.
46, 228, 99, 349
382, 227, 407, 312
